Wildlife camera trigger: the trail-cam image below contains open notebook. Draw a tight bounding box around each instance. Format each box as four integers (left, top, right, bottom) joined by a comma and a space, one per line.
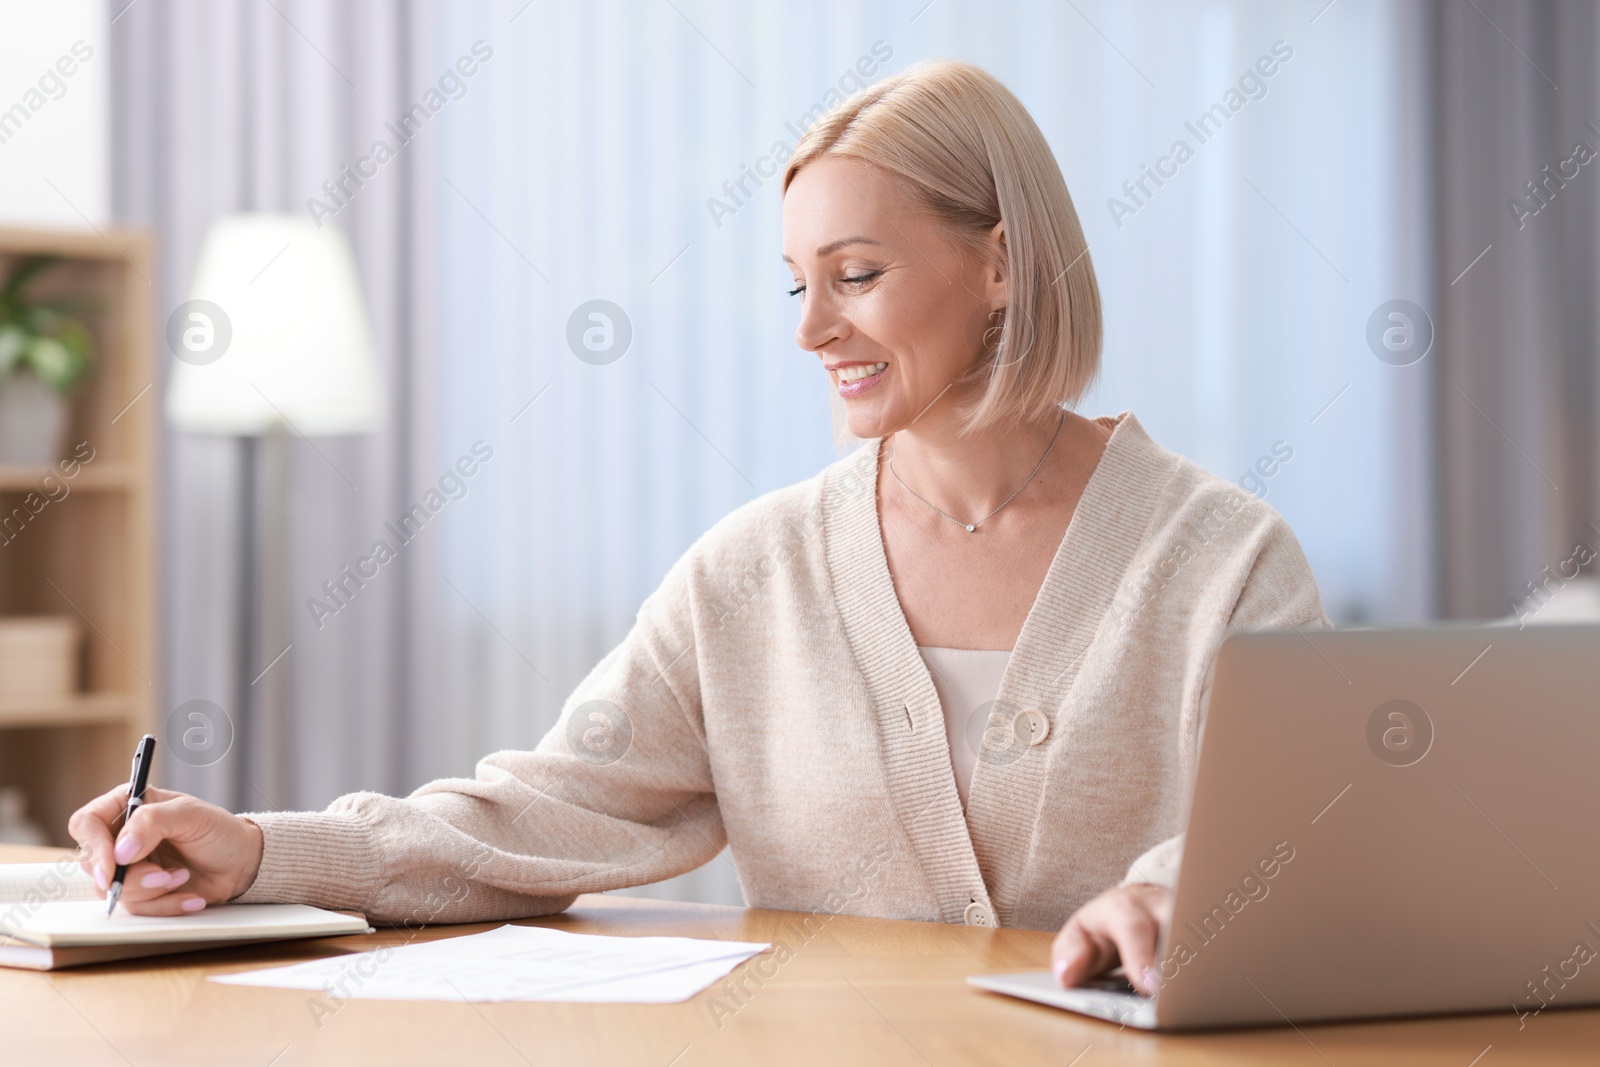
0, 862, 370, 970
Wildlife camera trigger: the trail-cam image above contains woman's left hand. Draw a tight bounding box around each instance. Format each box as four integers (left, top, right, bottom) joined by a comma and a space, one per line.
1051, 883, 1172, 996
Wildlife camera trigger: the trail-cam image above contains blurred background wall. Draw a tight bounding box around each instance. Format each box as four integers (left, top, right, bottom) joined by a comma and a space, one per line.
2, 0, 1593, 903
0, 2, 107, 224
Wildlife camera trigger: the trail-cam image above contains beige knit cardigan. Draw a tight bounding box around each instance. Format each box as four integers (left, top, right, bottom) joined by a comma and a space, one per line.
239, 412, 1329, 931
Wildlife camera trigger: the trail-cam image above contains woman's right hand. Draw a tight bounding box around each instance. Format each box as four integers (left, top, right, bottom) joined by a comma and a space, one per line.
67, 784, 264, 915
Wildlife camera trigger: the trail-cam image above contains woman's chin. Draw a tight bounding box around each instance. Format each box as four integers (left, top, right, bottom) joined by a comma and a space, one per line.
845, 394, 933, 441
843, 404, 895, 441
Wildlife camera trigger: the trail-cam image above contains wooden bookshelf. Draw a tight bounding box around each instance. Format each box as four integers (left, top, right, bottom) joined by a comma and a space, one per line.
0, 224, 156, 847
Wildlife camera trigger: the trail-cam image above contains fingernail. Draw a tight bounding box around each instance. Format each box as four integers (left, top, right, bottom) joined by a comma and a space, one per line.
180, 897, 206, 912
93, 865, 107, 890
1052, 958, 1067, 985
1142, 966, 1159, 993
140, 870, 171, 888
113, 835, 140, 863
168, 868, 191, 887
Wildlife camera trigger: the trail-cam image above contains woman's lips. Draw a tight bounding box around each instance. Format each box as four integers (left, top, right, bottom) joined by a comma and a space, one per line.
835, 363, 888, 398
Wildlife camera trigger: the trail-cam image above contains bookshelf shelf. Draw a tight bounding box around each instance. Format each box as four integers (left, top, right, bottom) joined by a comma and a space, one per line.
0, 692, 134, 729
0, 463, 143, 492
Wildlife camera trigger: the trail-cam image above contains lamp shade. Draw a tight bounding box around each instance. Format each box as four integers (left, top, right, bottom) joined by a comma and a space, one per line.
165, 214, 383, 435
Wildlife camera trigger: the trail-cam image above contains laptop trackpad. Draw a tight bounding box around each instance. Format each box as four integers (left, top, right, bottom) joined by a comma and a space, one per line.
967, 970, 1159, 1029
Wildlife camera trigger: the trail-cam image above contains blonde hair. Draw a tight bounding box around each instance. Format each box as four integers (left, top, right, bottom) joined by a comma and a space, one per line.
783, 58, 1102, 442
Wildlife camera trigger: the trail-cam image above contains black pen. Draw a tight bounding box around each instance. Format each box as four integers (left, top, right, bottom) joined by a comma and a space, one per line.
106, 734, 157, 917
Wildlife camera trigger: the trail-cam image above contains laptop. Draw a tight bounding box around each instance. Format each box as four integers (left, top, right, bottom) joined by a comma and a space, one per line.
970, 623, 1600, 1030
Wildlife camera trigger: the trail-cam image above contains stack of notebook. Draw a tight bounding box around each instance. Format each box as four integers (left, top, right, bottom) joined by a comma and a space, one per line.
0, 862, 370, 970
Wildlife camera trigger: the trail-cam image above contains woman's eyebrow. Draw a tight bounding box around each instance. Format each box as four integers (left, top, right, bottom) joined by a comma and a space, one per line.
782, 236, 882, 264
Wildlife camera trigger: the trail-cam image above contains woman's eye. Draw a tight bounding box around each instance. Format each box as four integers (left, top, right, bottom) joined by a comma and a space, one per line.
786, 270, 880, 298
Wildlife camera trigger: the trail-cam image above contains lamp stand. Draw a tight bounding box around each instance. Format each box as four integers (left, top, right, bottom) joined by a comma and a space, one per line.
234, 432, 292, 814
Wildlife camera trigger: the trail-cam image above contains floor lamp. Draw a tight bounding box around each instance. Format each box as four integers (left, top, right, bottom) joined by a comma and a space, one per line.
165, 215, 382, 813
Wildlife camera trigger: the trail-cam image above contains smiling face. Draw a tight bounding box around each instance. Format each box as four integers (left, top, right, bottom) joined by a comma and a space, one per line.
782, 156, 1007, 440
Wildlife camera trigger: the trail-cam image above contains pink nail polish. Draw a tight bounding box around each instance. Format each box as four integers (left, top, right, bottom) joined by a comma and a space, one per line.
93, 865, 107, 891
140, 870, 170, 888
1052, 959, 1068, 984
168, 868, 190, 887
180, 897, 206, 912
113, 835, 140, 864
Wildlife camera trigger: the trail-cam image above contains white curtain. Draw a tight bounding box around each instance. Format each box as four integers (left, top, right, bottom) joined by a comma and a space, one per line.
117, 0, 1430, 906
1433, 0, 1600, 618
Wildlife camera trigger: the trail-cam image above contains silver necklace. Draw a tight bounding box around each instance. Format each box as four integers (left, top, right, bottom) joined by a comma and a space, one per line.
887, 408, 1065, 533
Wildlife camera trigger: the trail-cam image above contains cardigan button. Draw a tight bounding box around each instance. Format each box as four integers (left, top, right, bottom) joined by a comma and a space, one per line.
1013, 709, 1049, 746
963, 901, 996, 927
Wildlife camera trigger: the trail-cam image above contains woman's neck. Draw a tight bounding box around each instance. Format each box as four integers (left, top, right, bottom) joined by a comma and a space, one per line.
884, 402, 1094, 521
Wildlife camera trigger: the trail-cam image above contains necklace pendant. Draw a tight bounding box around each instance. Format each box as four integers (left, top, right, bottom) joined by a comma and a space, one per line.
965, 523, 976, 532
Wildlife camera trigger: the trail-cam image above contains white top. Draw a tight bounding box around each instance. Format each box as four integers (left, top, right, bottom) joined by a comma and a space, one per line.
916, 646, 1013, 810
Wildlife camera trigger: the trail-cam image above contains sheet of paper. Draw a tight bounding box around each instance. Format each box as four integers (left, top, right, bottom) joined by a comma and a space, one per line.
212, 924, 770, 1003
0, 863, 99, 904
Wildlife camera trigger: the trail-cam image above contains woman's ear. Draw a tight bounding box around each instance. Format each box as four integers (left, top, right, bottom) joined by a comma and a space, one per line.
985, 220, 1009, 306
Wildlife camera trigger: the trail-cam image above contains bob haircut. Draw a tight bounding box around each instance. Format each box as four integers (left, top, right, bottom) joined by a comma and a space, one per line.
782, 58, 1102, 441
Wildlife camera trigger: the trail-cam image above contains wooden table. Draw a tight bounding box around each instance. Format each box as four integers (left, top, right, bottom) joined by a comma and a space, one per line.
4, 846, 1596, 1066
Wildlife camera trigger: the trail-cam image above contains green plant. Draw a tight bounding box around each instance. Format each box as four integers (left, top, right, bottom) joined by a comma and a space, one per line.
0, 256, 95, 396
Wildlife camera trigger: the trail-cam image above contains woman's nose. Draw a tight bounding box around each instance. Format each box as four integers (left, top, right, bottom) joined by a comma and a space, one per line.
794, 292, 843, 353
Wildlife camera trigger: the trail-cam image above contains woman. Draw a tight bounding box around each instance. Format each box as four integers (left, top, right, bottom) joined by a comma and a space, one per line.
70, 59, 1327, 996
